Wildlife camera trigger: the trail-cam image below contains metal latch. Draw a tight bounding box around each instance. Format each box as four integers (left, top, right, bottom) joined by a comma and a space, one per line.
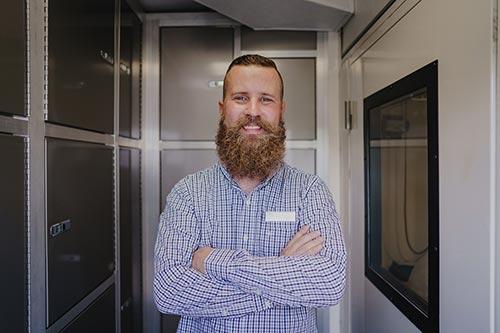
50, 219, 71, 237
344, 101, 354, 130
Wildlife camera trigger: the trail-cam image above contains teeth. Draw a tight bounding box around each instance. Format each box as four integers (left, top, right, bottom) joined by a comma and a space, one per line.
244, 125, 261, 130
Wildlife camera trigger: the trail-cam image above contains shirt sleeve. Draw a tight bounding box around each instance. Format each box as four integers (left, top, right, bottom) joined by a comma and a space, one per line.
153, 180, 271, 318
204, 178, 347, 308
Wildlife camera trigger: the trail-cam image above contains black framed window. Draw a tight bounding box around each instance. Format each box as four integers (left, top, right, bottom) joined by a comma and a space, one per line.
364, 61, 439, 332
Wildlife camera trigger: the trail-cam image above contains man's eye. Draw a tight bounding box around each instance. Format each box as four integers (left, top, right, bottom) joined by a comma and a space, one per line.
234, 96, 247, 102
261, 97, 273, 103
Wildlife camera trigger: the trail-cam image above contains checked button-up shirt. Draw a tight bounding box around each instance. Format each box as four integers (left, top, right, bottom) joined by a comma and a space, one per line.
154, 162, 347, 333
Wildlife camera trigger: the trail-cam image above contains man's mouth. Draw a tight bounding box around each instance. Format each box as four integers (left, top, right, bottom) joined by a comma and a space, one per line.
243, 124, 262, 131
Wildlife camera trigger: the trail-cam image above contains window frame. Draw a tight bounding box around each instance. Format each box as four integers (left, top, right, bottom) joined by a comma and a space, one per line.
363, 60, 439, 333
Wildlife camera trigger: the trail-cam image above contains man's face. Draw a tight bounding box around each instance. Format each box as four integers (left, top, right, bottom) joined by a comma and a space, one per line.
219, 65, 285, 134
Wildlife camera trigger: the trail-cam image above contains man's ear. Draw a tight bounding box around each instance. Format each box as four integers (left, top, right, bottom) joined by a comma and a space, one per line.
281, 101, 286, 115
218, 100, 224, 115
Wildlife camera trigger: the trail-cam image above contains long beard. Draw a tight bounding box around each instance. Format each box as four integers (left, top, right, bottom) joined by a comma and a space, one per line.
216, 114, 286, 180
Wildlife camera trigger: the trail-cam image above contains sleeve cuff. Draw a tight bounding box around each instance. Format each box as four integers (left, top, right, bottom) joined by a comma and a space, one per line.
205, 248, 241, 281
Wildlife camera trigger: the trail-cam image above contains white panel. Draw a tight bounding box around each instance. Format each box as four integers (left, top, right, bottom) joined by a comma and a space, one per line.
365, 281, 420, 333
345, 0, 495, 332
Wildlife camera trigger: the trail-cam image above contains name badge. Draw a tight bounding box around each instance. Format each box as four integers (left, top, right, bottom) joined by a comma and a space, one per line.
265, 211, 296, 222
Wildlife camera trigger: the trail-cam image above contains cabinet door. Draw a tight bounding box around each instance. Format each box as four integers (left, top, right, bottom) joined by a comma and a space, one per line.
48, 0, 115, 133
0, 134, 26, 332
46, 138, 114, 324
0, 0, 25, 116
272, 58, 316, 140
160, 27, 233, 141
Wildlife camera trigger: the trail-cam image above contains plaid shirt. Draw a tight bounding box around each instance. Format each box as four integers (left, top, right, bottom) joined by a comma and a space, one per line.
154, 162, 347, 333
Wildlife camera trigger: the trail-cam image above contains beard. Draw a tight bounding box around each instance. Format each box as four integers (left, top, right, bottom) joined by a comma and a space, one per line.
216, 114, 286, 180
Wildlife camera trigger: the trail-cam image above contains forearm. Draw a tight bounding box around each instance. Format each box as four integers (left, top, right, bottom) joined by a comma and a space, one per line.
204, 248, 346, 308
153, 262, 271, 318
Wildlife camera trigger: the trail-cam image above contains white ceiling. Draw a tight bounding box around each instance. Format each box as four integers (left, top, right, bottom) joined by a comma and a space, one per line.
138, 0, 353, 31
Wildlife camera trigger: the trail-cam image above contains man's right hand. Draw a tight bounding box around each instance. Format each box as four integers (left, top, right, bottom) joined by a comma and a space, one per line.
280, 225, 324, 256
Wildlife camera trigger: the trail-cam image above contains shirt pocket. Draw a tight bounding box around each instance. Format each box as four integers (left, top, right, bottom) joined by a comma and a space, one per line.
259, 219, 299, 257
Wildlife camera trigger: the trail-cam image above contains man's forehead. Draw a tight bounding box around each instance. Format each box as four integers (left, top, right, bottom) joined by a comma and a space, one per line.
226, 65, 282, 91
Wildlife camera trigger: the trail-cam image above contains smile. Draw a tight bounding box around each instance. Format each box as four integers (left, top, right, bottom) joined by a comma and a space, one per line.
243, 125, 262, 130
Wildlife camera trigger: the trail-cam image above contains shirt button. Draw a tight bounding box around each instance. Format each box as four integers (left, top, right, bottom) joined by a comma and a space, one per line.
222, 310, 228, 316
256, 289, 262, 296
245, 199, 250, 206
243, 234, 248, 241
265, 300, 271, 308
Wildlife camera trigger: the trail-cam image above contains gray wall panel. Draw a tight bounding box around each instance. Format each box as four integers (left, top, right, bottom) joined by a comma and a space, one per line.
0, 0, 25, 116
48, 0, 115, 133
161, 149, 218, 209
61, 286, 116, 333
46, 138, 115, 325
0, 133, 26, 332
273, 58, 316, 140
285, 148, 316, 175
160, 27, 233, 141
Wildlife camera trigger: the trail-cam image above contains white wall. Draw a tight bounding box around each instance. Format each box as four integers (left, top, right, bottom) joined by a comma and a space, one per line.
342, 0, 496, 331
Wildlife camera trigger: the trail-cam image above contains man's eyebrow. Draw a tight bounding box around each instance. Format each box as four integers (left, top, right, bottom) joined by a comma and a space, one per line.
261, 92, 278, 98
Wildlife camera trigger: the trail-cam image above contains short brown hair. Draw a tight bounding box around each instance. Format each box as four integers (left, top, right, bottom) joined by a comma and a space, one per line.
223, 54, 284, 100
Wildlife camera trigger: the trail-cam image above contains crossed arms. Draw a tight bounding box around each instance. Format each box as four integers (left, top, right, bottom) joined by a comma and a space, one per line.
153, 179, 347, 318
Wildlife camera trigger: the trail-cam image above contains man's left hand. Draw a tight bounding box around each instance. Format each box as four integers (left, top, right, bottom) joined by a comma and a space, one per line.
192, 246, 214, 274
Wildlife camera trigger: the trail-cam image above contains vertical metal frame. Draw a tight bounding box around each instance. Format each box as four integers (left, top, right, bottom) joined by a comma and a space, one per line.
141, 16, 161, 333
28, 0, 47, 331
114, 0, 122, 331
315, 31, 343, 333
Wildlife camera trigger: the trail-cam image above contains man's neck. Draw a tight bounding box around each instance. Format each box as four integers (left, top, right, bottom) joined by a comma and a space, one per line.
233, 176, 262, 195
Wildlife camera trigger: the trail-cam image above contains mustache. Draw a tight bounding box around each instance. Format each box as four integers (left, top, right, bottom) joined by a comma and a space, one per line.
232, 115, 275, 133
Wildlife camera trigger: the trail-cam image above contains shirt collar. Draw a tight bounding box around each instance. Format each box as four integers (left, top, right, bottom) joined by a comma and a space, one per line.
217, 161, 285, 191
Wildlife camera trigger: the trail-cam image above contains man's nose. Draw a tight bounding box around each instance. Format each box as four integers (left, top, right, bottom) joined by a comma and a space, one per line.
246, 99, 261, 117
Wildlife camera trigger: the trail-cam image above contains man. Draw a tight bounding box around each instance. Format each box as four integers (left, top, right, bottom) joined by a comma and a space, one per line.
154, 54, 346, 332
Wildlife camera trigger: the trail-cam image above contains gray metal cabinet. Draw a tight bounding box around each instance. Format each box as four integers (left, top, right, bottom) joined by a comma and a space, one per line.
120, 147, 142, 333
46, 138, 115, 324
48, 0, 115, 133
0, 134, 26, 332
0, 0, 25, 116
